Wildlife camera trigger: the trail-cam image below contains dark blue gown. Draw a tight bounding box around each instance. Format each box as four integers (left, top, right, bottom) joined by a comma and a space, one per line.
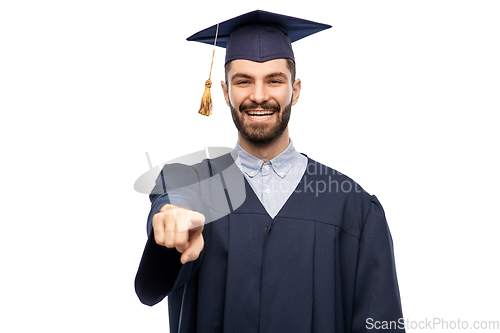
135, 154, 405, 332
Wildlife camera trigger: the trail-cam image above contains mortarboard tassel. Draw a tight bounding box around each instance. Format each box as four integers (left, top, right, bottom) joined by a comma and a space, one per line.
198, 23, 219, 116
199, 79, 212, 116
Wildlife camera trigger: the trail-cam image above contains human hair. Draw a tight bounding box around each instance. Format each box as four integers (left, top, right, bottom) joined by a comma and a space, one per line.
224, 58, 296, 84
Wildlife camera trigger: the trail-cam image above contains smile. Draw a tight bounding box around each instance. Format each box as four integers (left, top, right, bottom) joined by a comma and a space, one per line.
246, 110, 275, 120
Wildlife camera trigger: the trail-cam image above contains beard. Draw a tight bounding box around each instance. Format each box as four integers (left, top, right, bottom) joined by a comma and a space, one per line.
230, 97, 292, 145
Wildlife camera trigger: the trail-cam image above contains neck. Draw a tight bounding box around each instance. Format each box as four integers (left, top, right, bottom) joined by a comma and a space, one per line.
238, 128, 290, 162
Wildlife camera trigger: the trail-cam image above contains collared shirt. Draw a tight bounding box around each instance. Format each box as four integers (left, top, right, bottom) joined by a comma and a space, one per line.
232, 140, 307, 218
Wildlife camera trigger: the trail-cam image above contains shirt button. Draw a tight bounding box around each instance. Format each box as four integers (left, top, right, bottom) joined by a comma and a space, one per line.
265, 188, 271, 194
250, 171, 255, 176
279, 172, 284, 176
264, 165, 270, 170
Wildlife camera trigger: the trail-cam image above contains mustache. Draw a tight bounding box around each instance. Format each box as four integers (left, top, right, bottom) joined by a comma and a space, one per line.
239, 101, 280, 113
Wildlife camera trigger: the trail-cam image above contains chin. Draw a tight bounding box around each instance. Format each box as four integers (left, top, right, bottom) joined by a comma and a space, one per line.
241, 126, 285, 145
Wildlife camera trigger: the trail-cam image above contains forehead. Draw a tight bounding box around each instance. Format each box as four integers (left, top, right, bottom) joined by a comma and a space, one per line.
227, 59, 291, 79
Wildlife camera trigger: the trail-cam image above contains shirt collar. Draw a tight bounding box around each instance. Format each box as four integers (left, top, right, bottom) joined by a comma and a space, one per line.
270, 141, 296, 178
233, 140, 297, 179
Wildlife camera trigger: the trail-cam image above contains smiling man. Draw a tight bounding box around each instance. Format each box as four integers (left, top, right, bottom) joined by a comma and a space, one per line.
135, 10, 405, 333
223, 58, 299, 160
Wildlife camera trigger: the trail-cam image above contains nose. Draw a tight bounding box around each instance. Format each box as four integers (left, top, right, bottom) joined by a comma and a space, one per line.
249, 82, 269, 104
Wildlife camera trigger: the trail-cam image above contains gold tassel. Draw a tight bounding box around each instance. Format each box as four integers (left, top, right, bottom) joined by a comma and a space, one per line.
198, 79, 213, 116
198, 23, 219, 116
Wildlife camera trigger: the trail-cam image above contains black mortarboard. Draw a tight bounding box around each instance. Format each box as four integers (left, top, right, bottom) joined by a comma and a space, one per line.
187, 10, 332, 64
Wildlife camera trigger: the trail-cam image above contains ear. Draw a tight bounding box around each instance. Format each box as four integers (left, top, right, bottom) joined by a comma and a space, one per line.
221, 81, 230, 107
291, 78, 301, 106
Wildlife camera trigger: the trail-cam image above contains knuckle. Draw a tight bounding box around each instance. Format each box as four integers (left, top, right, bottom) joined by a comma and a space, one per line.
152, 213, 165, 228
153, 233, 164, 246
175, 237, 187, 247
152, 213, 160, 225
165, 211, 176, 223
153, 235, 161, 244
160, 204, 171, 212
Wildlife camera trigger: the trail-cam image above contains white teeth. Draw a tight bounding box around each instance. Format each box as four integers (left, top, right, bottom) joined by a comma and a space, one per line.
247, 110, 274, 119
249, 114, 272, 119
249, 110, 272, 115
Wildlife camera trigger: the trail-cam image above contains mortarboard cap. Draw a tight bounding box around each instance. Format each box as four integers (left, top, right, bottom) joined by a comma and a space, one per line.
188, 10, 331, 116
187, 10, 332, 64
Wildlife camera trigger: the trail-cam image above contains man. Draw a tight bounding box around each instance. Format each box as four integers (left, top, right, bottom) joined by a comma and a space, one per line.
135, 10, 404, 332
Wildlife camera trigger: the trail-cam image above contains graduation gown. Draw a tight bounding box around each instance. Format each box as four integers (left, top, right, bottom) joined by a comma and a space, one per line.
135, 154, 404, 332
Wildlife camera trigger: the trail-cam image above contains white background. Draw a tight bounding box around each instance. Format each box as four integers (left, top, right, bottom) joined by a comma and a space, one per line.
1, 0, 499, 332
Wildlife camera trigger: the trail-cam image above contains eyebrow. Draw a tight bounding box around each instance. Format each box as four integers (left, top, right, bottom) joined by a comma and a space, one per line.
231, 72, 288, 81
231, 73, 253, 81
265, 72, 288, 80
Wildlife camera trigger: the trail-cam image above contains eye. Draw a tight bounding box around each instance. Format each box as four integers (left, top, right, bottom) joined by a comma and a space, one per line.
234, 80, 250, 86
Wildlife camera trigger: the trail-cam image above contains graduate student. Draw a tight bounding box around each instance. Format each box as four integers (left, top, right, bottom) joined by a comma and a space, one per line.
135, 10, 405, 333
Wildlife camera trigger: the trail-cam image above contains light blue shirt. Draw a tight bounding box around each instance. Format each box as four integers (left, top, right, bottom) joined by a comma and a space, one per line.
233, 140, 307, 218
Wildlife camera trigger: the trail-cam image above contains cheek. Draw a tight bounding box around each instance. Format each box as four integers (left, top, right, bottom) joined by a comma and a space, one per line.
228, 89, 244, 107
278, 88, 293, 105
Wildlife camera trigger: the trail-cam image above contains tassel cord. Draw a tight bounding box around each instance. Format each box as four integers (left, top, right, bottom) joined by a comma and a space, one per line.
198, 23, 219, 116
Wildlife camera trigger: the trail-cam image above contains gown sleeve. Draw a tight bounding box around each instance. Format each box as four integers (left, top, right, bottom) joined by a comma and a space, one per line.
135, 163, 208, 306
351, 195, 405, 332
